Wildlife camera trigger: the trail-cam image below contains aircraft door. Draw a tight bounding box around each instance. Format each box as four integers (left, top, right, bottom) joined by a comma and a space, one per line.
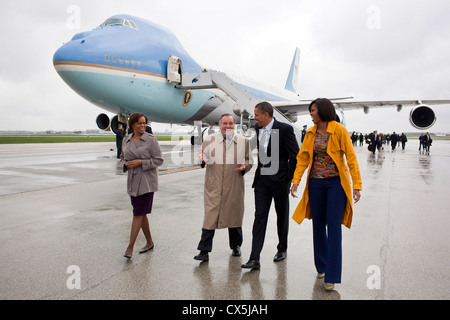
167, 55, 183, 84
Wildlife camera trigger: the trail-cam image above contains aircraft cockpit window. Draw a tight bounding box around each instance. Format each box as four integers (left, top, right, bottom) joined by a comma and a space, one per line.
101, 18, 138, 30
102, 18, 124, 26
129, 21, 138, 29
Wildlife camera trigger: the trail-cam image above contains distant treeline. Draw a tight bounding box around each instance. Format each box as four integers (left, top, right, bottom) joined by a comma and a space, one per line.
0, 134, 188, 144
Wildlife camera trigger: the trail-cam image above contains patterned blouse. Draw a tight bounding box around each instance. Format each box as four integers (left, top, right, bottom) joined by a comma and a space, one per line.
310, 131, 339, 179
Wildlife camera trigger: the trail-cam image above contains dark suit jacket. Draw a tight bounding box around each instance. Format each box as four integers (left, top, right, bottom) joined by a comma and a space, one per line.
252, 118, 299, 188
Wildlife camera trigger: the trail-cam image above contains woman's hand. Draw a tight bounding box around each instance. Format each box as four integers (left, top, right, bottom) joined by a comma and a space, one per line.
290, 184, 299, 198
125, 159, 142, 168
353, 189, 361, 203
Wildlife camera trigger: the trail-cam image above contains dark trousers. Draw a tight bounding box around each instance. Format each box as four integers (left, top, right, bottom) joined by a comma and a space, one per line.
250, 176, 290, 261
309, 177, 347, 284
197, 227, 242, 253
391, 141, 397, 150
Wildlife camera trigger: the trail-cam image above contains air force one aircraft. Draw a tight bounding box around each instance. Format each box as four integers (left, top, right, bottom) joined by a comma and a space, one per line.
53, 14, 450, 138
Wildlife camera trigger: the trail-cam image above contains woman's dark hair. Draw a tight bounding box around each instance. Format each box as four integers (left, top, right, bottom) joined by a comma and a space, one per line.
128, 113, 148, 131
308, 98, 337, 122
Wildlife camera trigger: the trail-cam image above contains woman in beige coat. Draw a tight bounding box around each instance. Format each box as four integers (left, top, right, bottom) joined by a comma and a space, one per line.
194, 114, 253, 262
121, 113, 164, 259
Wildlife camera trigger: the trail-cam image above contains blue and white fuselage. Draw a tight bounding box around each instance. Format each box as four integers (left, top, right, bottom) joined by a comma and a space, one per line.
54, 14, 449, 132
53, 14, 298, 131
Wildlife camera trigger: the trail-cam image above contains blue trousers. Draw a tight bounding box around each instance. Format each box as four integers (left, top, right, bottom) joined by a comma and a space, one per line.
309, 177, 347, 284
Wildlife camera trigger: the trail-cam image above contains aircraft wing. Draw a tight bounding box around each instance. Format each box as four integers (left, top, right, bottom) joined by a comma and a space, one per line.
270, 101, 310, 114
271, 99, 450, 115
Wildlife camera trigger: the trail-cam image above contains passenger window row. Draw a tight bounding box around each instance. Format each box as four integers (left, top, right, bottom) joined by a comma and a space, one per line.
105, 55, 141, 67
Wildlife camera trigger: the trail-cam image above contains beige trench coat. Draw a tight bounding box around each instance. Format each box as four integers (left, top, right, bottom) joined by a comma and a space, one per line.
120, 132, 164, 197
202, 132, 253, 230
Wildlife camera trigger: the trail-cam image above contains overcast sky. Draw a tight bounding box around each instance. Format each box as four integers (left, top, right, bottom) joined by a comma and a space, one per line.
1, 0, 450, 133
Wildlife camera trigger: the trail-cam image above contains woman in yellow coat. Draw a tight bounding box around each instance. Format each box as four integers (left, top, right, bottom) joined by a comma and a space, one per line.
290, 98, 362, 291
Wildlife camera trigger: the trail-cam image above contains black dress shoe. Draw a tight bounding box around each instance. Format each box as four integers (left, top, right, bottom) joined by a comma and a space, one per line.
273, 251, 287, 262
241, 259, 260, 270
194, 251, 209, 262
232, 245, 241, 257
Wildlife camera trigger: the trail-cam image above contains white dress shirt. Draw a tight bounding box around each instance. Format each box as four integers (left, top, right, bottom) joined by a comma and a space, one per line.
259, 118, 274, 153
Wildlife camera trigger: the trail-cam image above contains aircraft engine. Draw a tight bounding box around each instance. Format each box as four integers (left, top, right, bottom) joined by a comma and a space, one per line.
111, 115, 128, 134
285, 113, 298, 123
409, 105, 436, 130
96, 113, 128, 133
96, 113, 110, 131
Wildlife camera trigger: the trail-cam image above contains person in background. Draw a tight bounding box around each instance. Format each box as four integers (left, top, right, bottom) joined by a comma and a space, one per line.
424, 132, 432, 154
419, 133, 425, 153
351, 131, 358, 146
391, 132, 398, 151
301, 125, 307, 143
400, 133, 408, 150
207, 125, 215, 135
115, 123, 125, 159
369, 130, 379, 154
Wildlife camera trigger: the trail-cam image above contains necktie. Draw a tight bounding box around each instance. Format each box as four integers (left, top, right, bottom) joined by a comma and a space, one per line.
260, 127, 267, 151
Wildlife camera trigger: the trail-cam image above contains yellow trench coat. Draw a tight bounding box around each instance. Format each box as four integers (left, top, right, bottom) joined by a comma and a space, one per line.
202, 132, 253, 230
292, 121, 362, 228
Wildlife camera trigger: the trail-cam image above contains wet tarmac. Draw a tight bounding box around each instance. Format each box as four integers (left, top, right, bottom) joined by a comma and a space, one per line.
0, 139, 449, 300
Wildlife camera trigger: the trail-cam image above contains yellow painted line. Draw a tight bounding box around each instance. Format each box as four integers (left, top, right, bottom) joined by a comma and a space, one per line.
159, 165, 202, 175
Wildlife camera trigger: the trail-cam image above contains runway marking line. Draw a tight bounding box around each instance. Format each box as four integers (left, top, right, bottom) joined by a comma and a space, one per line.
159, 165, 202, 175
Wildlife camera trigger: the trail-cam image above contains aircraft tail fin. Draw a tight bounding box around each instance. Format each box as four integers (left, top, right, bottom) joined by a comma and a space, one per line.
284, 48, 300, 94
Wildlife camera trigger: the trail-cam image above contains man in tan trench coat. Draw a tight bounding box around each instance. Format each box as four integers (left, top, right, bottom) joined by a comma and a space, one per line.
194, 114, 253, 262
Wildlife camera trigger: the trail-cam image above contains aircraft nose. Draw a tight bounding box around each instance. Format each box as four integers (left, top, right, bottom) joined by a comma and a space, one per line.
53, 29, 97, 65
53, 43, 69, 64
53, 38, 90, 86
54, 38, 85, 63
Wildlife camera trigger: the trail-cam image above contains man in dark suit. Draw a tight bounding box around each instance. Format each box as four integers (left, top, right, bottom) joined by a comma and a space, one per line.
301, 125, 307, 143
368, 130, 379, 154
115, 123, 125, 159
242, 102, 299, 270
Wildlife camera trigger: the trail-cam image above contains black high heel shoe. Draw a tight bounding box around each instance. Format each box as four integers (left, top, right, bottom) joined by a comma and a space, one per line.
123, 253, 132, 259
139, 244, 154, 254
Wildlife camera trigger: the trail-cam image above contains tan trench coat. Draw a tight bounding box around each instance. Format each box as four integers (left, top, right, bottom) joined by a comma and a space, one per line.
202, 132, 253, 230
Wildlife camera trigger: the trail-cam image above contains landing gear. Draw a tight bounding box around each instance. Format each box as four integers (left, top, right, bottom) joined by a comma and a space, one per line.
190, 123, 207, 146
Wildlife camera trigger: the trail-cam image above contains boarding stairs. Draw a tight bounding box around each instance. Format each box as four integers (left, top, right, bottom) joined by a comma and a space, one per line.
168, 57, 303, 142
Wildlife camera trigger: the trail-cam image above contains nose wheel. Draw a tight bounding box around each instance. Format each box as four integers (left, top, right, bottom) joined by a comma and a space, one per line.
190, 126, 207, 145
